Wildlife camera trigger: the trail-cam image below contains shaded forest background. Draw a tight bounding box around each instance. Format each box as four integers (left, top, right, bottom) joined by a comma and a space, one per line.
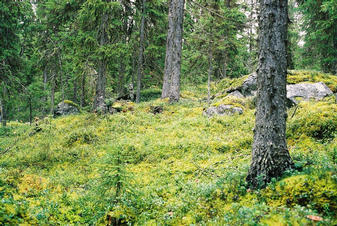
1, 0, 336, 123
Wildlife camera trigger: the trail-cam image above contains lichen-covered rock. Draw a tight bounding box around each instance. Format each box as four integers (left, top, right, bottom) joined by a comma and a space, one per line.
54, 100, 79, 116
203, 104, 243, 117
287, 82, 333, 102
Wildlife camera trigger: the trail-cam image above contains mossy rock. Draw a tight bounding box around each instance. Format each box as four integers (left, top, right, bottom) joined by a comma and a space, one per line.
212, 75, 249, 94
63, 100, 81, 111
212, 95, 247, 109
213, 70, 337, 97
263, 174, 337, 215
287, 70, 337, 92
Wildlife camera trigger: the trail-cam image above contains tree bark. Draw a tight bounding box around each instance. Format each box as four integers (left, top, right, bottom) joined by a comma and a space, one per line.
248, 0, 254, 71
0, 85, 6, 127
29, 95, 32, 125
161, 0, 175, 99
136, 0, 146, 103
246, 0, 293, 188
59, 55, 65, 102
81, 73, 86, 107
43, 67, 48, 114
73, 77, 78, 103
118, 60, 125, 97
94, 12, 108, 111
50, 74, 55, 115
169, 0, 185, 103
0, 99, 4, 127
207, 50, 213, 105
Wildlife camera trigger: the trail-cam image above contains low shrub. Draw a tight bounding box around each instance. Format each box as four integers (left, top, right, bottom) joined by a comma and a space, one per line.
287, 101, 337, 142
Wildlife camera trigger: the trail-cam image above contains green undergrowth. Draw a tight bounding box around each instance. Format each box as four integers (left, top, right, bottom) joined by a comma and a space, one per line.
0, 82, 337, 225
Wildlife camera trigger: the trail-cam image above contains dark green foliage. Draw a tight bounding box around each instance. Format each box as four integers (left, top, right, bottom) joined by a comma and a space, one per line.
296, 0, 337, 74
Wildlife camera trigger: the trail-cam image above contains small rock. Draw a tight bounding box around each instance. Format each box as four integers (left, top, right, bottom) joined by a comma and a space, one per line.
203, 104, 243, 117
150, 106, 163, 114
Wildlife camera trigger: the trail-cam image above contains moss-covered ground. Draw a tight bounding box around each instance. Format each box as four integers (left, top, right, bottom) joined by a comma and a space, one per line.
0, 71, 337, 225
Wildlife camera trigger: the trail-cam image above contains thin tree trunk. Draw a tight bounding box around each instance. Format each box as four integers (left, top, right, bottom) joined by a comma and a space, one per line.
94, 12, 108, 111
59, 55, 65, 102
246, 0, 293, 188
162, 0, 175, 99
207, 50, 213, 105
81, 73, 86, 107
73, 78, 78, 103
118, 61, 125, 97
132, 55, 135, 91
0, 85, 6, 127
50, 75, 55, 115
169, 0, 185, 103
29, 95, 32, 125
43, 67, 48, 114
0, 99, 4, 127
136, 0, 146, 103
222, 54, 227, 78
248, 0, 254, 71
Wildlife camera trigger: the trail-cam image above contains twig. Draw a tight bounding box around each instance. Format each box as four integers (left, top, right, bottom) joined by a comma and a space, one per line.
291, 105, 298, 119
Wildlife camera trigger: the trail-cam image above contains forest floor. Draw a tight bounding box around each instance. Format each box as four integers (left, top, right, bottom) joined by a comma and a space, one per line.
0, 71, 337, 225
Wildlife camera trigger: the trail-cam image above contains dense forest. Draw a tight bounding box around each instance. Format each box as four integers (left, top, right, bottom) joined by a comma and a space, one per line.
1, 0, 337, 225
1, 0, 336, 122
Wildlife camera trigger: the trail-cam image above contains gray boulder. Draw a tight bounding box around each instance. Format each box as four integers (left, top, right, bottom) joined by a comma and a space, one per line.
227, 90, 244, 98
54, 101, 79, 116
227, 72, 257, 97
287, 82, 333, 103
240, 72, 257, 96
203, 104, 243, 117
227, 74, 332, 106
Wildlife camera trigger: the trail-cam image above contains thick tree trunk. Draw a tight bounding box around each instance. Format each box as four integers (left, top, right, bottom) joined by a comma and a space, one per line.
169, 0, 185, 103
246, 0, 293, 188
136, 0, 146, 103
161, 0, 175, 99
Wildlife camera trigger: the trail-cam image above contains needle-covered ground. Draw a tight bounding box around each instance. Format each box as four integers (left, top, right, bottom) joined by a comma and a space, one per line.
1, 71, 337, 225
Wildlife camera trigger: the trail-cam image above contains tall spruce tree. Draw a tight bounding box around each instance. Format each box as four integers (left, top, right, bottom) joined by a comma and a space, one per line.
246, 0, 293, 188
162, 0, 185, 102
